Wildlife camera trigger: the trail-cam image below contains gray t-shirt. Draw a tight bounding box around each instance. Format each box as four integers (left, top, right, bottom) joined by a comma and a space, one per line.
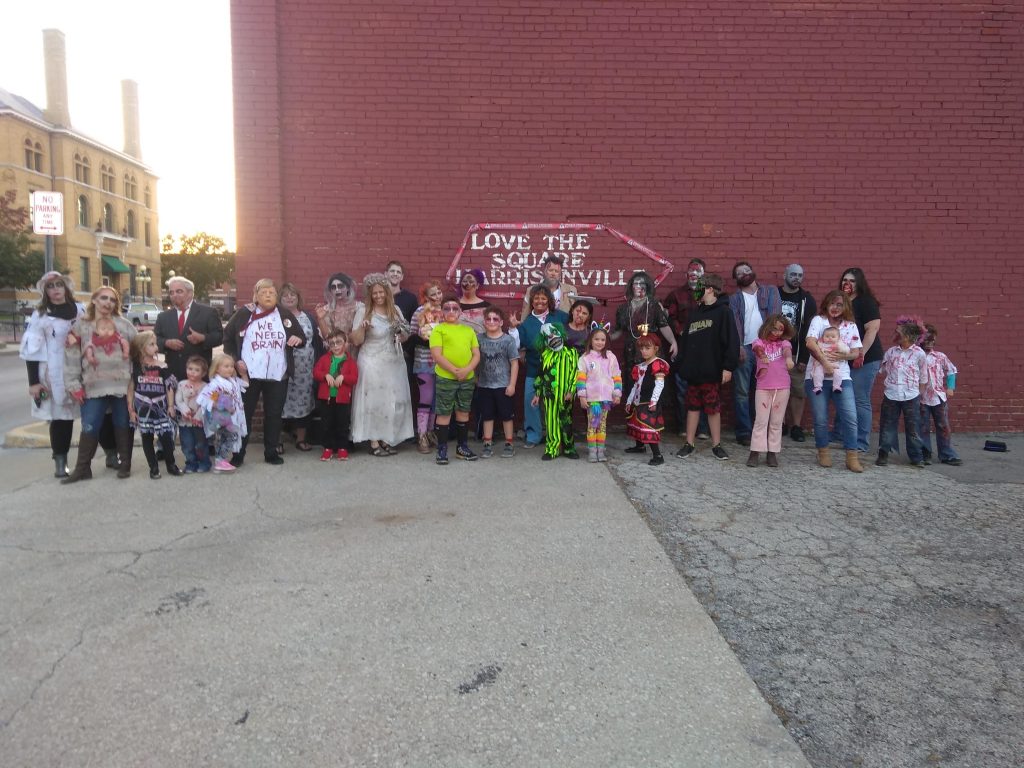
476, 333, 519, 389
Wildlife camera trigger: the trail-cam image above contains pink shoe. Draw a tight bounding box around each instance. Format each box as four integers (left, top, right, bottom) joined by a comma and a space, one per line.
320, 449, 333, 461
336, 449, 349, 461
213, 459, 235, 473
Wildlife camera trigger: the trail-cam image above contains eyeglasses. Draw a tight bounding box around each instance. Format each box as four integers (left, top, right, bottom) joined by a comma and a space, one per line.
484, 316, 502, 323
44, 281, 65, 290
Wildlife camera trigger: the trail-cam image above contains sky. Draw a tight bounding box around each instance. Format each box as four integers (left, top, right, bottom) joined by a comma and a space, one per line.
4, 1, 237, 250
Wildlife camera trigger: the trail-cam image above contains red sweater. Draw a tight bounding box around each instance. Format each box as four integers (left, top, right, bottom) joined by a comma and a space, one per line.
312, 353, 359, 404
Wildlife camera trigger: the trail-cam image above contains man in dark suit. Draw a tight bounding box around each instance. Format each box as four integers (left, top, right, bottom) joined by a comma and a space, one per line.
155, 276, 224, 381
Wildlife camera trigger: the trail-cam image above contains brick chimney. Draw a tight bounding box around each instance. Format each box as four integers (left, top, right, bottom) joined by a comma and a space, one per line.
42, 29, 71, 128
121, 79, 142, 159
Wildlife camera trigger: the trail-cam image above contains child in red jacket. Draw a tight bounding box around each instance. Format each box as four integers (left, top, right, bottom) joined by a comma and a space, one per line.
312, 330, 359, 460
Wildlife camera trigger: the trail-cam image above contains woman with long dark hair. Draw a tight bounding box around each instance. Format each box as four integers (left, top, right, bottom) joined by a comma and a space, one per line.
837, 267, 883, 452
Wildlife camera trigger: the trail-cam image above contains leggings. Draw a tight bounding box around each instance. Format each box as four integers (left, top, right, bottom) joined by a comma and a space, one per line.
141, 431, 176, 469
585, 401, 611, 450
415, 372, 435, 436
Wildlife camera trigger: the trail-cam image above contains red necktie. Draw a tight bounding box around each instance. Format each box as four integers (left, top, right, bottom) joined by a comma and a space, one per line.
177, 311, 185, 335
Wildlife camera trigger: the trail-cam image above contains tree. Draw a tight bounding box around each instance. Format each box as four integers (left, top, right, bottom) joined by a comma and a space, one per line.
0, 191, 45, 290
160, 232, 235, 300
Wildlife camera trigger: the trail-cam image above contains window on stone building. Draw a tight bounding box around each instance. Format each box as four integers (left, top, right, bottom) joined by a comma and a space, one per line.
144, 221, 151, 247
24, 139, 42, 171
124, 174, 137, 200
144, 185, 151, 208
80, 257, 91, 292
81, 156, 91, 185
77, 195, 90, 227
103, 203, 114, 232
101, 164, 115, 193
126, 210, 136, 238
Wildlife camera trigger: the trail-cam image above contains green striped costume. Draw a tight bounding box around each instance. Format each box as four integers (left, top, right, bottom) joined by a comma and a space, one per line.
537, 345, 580, 457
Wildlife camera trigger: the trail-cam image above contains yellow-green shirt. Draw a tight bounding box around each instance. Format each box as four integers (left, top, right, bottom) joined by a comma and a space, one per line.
429, 322, 478, 380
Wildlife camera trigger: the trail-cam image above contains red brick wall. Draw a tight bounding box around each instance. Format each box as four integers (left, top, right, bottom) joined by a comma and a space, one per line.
231, 0, 1023, 431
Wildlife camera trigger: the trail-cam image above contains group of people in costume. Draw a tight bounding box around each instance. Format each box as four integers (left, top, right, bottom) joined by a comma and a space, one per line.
21, 254, 962, 477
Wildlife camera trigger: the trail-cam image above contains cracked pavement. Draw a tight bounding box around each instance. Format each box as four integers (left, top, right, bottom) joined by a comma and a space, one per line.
607, 432, 1024, 768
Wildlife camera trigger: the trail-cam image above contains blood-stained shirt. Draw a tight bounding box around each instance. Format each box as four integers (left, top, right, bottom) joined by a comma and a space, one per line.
881, 344, 928, 402
922, 350, 957, 406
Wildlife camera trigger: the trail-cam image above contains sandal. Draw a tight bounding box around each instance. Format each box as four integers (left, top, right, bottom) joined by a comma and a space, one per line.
370, 444, 388, 457
381, 442, 398, 456
295, 440, 313, 452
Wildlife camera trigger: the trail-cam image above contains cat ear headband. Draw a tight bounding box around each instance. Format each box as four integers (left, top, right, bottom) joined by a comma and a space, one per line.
590, 321, 611, 332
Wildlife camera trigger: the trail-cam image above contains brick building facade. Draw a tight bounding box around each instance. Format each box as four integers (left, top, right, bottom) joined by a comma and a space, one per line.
230, 1, 1023, 431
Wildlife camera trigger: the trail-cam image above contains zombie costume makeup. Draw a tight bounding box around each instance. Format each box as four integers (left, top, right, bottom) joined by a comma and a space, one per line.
613, 271, 673, 402
534, 323, 580, 460
316, 272, 359, 340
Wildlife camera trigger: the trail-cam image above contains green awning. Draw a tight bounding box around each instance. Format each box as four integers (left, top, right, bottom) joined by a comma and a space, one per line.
101, 255, 131, 274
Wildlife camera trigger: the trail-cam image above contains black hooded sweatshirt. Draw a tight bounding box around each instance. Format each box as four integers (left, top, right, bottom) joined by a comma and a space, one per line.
676, 293, 740, 384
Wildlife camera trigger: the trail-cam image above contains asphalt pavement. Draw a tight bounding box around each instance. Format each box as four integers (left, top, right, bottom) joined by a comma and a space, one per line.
609, 431, 1023, 768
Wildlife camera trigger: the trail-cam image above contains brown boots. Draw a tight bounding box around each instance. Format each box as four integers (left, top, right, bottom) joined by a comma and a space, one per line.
845, 450, 864, 473
817, 447, 832, 468
62, 433, 98, 484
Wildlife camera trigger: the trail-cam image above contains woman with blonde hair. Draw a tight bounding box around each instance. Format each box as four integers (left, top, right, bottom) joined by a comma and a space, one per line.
62, 286, 137, 482
350, 273, 414, 455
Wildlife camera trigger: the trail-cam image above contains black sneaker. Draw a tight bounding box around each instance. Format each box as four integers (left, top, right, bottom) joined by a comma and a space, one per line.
941, 457, 963, 466
790, 426, 806, 442
456, 445, 478, 461
149, 466, 161, 479
648, 454, 665, 466
910, 460, 926, 469
736, 436, 751, 447
675, 443, 695, 459
711, 444, 730, 461
875, 451, 888, 466
265, 454, 284, 465
624, 444, 647, 454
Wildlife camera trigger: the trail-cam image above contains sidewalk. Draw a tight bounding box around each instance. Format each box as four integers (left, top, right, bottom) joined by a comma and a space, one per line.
0, 437, 810, 767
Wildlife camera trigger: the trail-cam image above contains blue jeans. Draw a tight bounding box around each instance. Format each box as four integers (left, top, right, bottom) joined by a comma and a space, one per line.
80, 396, 129, 435
733, 344, 757, 439
850, 359, 881, 451
523, 376, 541, 445
919, 400, 959, 461
806, 378, 857, 450
878, 395, 924, 462
179, 425, 212, 471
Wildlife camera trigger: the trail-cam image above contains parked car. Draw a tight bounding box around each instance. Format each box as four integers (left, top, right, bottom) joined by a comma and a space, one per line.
122, 302, 161, 326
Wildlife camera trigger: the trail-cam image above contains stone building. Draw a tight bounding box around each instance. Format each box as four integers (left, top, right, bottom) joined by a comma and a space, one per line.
0, 29, 160, 306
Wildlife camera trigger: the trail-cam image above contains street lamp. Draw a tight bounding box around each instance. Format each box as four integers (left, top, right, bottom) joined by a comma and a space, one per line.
137, 265, 152, 300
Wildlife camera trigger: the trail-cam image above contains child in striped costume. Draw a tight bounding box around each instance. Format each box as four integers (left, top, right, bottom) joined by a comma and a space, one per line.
576, 325, 622, 462
531, 322, 580, 460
